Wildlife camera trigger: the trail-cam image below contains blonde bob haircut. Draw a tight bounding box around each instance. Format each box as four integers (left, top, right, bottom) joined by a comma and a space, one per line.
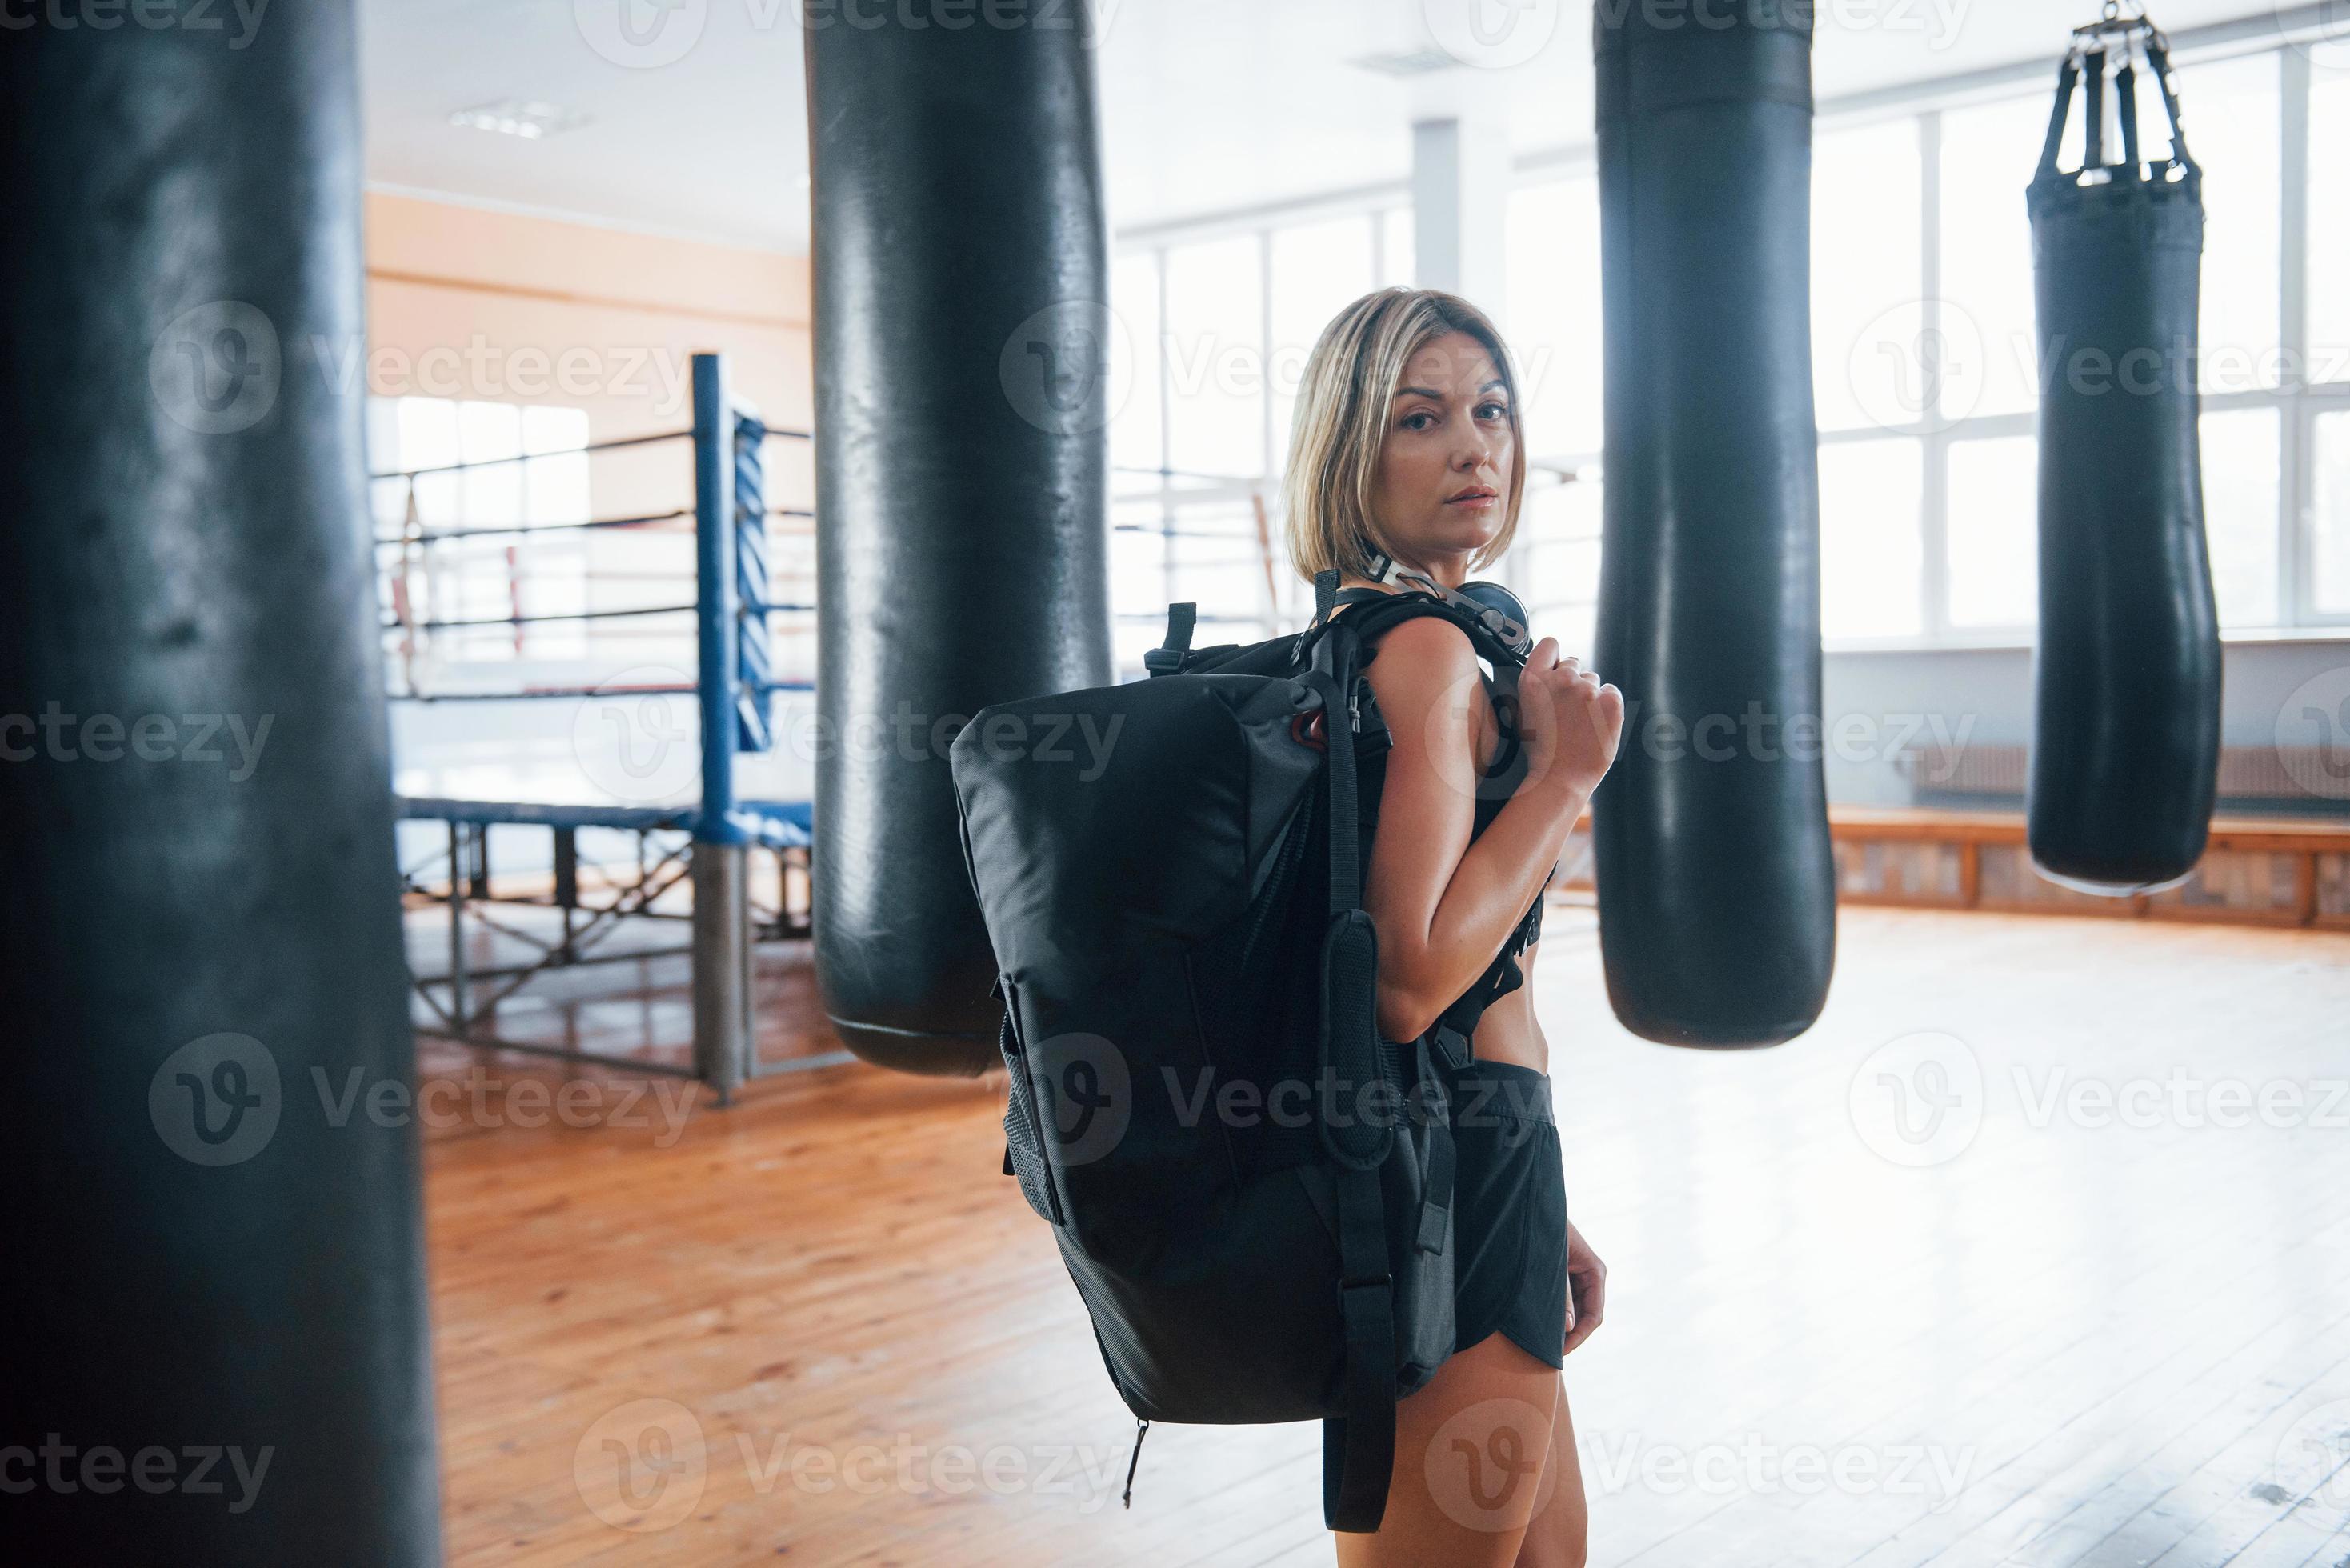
1281, 286, 1529, 586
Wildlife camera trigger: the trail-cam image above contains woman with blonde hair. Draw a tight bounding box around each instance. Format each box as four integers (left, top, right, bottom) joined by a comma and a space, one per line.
1285, 286, 1623, 1566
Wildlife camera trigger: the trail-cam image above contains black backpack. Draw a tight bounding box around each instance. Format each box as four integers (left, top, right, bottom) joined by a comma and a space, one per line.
949, 566, 1543, 1532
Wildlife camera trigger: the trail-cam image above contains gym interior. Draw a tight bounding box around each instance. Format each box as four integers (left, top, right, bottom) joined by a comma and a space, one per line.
6, 1, 2350, 1563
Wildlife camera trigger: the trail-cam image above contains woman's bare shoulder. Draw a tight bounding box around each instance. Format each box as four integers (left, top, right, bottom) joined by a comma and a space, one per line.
1357, 610, 1480, 682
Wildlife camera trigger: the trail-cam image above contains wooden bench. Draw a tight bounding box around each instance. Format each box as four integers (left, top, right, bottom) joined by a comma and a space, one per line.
1550, 806, 2350, 930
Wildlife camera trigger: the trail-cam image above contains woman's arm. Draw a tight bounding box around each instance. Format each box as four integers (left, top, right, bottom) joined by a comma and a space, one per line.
1357, 616, 1604, 1042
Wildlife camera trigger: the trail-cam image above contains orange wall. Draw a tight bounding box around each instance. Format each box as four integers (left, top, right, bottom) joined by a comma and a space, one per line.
361, 190, 814, 510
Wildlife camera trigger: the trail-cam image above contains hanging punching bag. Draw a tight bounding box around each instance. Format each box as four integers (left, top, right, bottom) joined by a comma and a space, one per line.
2025, 18, 2220, 894
1591, 5, 1836, 1047
0, 5, 443, 1558
805, 7, 1115, 1074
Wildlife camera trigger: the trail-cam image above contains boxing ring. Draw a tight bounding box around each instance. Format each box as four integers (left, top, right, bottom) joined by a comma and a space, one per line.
379, 354, 835, 1102
375, 350, 1290, 1100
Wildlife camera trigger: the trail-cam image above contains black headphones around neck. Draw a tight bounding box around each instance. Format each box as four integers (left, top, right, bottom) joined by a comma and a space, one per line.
1364, 550, 1533, 662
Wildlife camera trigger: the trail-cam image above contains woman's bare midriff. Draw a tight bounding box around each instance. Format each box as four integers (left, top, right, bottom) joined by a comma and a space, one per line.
1329, 587, 1551, 1077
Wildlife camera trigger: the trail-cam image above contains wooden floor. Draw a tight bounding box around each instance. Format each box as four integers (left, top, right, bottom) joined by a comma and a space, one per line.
418, 903, 2350, 1566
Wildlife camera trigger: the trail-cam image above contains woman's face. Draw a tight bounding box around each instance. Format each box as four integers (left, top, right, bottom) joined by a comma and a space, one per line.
1367, 329, 1514, 579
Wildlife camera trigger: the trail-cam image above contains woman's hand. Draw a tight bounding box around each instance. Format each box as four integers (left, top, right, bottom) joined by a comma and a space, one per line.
1516, 636, 1624, 806
1563, 1220, 1607, 1357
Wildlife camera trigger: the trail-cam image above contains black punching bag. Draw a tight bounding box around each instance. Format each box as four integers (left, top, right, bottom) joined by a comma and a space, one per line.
2025, 28, 2220, 893
805, 8, 1115, 1073
1591, 5, 1836, 1048
0, 4, 443, 1562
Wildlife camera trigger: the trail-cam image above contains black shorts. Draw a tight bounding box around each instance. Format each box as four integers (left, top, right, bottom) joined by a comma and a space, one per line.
1445, 1059, 1568, 1370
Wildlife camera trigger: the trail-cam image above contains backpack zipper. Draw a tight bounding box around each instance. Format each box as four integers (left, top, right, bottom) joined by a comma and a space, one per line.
1122, 1418, 1151, 1509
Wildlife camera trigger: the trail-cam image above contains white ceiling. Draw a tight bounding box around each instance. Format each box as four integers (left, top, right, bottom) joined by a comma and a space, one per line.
359, 0, 2285, 254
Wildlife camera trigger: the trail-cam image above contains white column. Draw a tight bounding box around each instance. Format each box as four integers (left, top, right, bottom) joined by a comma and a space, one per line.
1411, 111, 1511, 316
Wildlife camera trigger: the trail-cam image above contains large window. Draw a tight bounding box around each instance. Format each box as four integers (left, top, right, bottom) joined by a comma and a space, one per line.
1119, 33, 2349, 662
1814, 40, 2343, 645
1502, 173, 1606, 643
1110, 206, 1411, 671
369, 398, 595, 675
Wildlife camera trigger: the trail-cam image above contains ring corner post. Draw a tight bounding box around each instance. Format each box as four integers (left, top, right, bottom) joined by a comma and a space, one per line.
692, 352, 751, 1103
